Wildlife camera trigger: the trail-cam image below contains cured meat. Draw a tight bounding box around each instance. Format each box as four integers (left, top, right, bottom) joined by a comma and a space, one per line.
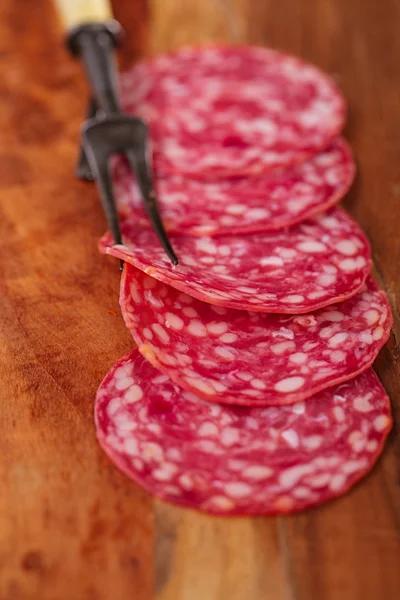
95, 350, 392, 515
120, 45, 346, 177
113, 138, 355, 237
99, 207, 371, 313
120, 268, 392, 406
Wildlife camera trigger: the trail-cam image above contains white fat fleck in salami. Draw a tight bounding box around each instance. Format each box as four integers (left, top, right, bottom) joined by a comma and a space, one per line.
120, 268, 392, 406
112, 139, 355, 237
119, 45, 345, 177
95, 351, 392, 516
99, 207, 372, 314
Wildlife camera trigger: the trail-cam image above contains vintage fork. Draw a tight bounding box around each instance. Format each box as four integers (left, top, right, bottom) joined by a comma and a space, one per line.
66, 21, 178, 265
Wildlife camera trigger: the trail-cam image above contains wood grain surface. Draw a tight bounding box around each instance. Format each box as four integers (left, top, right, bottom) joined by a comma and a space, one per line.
0, 1, 399, 599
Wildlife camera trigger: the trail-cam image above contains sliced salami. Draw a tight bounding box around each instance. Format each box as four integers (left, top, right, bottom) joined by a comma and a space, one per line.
113, 138, 355, 237
120, 45, 346, 177
120, 268, 392, 406
95, 351, 392, 515
99, 207, 371, 313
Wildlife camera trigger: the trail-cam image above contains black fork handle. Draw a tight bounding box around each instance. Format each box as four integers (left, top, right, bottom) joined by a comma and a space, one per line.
67, 21, 123, 115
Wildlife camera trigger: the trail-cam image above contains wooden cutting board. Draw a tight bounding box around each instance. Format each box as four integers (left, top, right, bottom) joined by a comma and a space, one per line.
0, 1, 399, 599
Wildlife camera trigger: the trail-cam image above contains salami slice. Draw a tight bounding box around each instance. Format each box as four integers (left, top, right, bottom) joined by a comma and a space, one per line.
95, 351, 392, 515
120, 45, 345, 177
113, 139, 355, 237
100, 207, 371, 313
120, 268, 392, 406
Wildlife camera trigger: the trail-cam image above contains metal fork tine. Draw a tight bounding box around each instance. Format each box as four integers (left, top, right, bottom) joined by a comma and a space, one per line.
82, 139, 122, 247
126, 149, 179, 266
76, 97, 98, 181
82, 115, 178, 266
83, 141, 125, 272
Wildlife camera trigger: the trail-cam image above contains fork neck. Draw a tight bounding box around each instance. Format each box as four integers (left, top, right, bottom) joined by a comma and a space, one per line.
67, 21, 123, 115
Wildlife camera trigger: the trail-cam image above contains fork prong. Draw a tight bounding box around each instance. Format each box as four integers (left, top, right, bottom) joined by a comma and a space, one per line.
93, 162, 123, 246
76, 97, 98, 181
82, 114, 178, 265
126, 149, 179, 266
83, 141, 123, 246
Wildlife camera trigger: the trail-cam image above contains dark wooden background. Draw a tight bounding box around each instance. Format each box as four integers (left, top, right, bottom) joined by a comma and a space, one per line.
0, 1, 399, 599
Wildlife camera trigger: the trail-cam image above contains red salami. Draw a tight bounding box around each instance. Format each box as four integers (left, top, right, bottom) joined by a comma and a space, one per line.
100, 207, 371, 313
120, 45, 346, 177
113, 139, 355, 237
95, 351, 392, 515
120, 268, 392, 406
